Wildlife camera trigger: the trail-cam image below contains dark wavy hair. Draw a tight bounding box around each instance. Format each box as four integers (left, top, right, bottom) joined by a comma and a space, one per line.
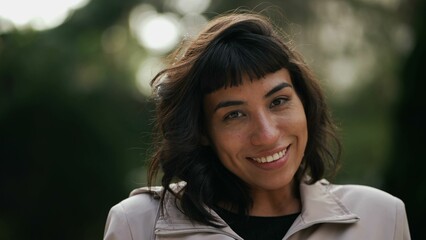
148, 12, 341, 226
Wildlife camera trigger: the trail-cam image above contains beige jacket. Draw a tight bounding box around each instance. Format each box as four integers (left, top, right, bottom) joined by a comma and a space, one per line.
104, 179, 410, 239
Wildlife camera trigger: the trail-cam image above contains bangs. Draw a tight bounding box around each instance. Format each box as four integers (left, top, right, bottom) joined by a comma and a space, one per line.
196, 31, 291, 94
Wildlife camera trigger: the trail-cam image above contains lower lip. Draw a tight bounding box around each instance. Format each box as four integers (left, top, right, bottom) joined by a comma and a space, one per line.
248, 146, 290, 170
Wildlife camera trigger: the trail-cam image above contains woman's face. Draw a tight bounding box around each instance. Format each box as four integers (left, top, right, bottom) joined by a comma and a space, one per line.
204, 68, 308, 194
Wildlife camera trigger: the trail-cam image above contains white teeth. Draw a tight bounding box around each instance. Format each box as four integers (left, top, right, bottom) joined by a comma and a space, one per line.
252, 148, 287, 163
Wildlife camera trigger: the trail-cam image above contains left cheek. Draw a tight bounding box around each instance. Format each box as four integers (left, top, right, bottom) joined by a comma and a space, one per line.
282, 116, 308, 146
211, 132, 240, 158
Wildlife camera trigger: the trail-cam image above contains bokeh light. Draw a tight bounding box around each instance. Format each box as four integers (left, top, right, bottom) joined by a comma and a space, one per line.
166, 0, 211, 15
129, 4, 181, 54
129, 2, 210, 96
0, 0, 90, 32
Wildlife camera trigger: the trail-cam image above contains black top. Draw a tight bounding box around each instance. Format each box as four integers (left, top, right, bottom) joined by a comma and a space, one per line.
215, 207, 299, 240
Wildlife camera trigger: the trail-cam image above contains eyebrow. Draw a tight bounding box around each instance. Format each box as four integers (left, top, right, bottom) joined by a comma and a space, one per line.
213, 82, 293, 112
214, 100, 245, 112
264, 82, 292, 98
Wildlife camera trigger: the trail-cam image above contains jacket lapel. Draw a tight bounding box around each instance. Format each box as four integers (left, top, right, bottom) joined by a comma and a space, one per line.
153, 183, 243, 239
284, 179, 359, 238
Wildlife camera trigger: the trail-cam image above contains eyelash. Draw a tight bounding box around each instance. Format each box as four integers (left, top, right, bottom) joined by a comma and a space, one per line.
270, 97, 289, 108
224, 111, 244, 120
223, 97, 289, 121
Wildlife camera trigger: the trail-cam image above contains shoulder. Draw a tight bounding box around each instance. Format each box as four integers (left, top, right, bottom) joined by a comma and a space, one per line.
104, 182, 186, 240
297, 179, 411, 238
328, 182, 404, 208
104, 187, 163, 240
118, 186, 163, 216
322, 181, 410, 239
325, 181, 408, 225
111, 182, 185, 218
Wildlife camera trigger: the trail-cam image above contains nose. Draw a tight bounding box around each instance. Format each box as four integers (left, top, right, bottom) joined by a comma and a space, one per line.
250, 112, 280, 146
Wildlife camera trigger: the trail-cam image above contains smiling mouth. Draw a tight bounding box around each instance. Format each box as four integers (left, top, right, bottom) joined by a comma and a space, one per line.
250, 146, 289, 163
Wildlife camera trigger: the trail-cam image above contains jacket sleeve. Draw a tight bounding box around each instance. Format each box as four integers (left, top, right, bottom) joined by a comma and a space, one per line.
104, 204, 133, 240
394, 199, 411, 240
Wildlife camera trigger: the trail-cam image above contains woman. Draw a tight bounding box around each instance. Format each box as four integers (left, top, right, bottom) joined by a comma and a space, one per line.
104, 12, 410, 240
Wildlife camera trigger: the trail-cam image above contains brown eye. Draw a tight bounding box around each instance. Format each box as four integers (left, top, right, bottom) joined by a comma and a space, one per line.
224, 111, 244, 120
270, 97, 288, 108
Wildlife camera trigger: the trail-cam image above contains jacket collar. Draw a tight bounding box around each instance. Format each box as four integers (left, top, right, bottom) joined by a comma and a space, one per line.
152, 182, 243, 239
152, 179, 359, 238
298, 178, 359, 224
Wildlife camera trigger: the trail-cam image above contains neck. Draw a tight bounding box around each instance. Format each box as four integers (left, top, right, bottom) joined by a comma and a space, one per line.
249, 180, 301, 217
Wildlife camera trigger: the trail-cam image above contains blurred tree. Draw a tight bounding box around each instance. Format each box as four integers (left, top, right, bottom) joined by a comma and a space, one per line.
0, 0, 150, 239
383, 0, 426, 239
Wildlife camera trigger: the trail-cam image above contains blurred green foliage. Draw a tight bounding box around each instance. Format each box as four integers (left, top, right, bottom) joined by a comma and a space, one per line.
0, 0, 423, 239
0, 0, 152, 239
383, 1, 426, 239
